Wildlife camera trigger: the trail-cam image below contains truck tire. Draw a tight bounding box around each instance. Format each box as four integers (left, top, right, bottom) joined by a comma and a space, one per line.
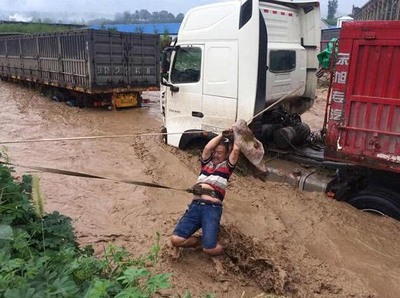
348, 187, 400, 220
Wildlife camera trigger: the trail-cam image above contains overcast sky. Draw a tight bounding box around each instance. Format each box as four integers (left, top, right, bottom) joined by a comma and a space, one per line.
1, 0, 369, 19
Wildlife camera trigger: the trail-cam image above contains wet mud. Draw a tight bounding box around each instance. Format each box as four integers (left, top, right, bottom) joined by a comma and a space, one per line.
1, 81, 400, 297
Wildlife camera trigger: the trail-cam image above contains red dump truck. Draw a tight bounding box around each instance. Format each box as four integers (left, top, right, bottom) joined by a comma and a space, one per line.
322, 21, 400, 218
265, 20, 400, 220
255, 21, 400, 220
161, 1, 400, 220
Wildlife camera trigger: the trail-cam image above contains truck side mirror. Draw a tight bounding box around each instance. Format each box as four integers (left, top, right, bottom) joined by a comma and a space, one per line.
161, 47, 173, 75
161, 77, 180, 93
170, 85, 180, 93
161, 46, 179, 92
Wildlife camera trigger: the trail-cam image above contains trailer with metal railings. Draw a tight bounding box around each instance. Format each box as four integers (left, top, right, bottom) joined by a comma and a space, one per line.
0, 29, 160, 108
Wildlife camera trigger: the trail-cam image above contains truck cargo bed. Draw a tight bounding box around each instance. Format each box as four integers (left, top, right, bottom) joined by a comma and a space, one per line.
325, 21, 400, 173
0, 29, 160, 94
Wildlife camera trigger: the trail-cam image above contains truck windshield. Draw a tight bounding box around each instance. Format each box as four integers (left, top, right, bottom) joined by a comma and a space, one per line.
171, 47, 201, 84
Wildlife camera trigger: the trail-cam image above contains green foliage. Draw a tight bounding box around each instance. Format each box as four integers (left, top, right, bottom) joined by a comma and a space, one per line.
114, 10, 180, 24
0, 163, 170, 297
0, 23, 77, 34
87, 9, 184, 26
161, 32, 172, 51
31, 176, 45, 217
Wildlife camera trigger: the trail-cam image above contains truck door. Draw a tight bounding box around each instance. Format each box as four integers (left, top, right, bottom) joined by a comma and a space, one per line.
165, 45, 204, 147
202, 42, 238, 132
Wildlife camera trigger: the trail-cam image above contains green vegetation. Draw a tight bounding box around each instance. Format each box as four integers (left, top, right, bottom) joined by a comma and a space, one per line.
0, 163, 171, 297
88, 9, 184, 26
0, 23, 77, 34
160, 29, 172, 50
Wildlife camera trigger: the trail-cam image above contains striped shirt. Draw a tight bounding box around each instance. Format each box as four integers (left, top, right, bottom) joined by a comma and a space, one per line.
196, 156, 235, 200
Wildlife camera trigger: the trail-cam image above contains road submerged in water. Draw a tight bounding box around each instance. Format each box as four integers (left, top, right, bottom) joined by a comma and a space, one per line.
1, 81, 400, 297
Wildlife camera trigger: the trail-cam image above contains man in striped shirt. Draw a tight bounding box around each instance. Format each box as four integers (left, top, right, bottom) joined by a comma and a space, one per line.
171, 132, 240, 256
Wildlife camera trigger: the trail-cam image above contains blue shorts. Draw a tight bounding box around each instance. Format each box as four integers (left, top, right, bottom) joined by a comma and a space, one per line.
173, 199, 223, 249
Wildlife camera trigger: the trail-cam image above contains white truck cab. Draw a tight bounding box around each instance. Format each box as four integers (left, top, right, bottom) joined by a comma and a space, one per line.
161, 0, 320, 148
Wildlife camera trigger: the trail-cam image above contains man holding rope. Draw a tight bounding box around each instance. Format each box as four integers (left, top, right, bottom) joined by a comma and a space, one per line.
171, 131, 240, 256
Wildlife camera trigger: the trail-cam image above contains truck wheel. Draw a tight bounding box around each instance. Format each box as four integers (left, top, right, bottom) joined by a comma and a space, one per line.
347, 188, 400, 220
160, 127, 167, 144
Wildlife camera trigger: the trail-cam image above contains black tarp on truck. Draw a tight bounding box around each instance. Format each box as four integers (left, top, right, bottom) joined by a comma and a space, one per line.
0, 29, 160, 108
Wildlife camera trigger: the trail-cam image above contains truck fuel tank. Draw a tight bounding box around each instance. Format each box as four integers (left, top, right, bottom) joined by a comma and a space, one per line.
262, 157, 335, 193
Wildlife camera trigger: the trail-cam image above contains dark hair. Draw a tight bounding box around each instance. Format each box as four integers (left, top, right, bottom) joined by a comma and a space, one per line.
217, 137, 230, 152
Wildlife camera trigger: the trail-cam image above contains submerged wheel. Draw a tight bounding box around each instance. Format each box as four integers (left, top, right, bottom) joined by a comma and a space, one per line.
161, 127, 167, 144
348, 187, 400, 220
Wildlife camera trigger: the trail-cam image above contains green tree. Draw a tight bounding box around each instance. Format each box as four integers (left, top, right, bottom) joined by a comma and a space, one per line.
327, 0, 338, 20
161, 29, 172, 50
152, 11, 159, 22
158, 10, 175, 23
175, 13, 184, 22
91, 9, 184, 25
139, 9, 152, 22
123, 11, 132, 23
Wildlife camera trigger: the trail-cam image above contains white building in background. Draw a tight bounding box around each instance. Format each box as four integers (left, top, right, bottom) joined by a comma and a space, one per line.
336, 15, 354, 28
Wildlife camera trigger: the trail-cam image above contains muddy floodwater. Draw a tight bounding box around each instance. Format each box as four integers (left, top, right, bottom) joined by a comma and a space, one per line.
1, 81, 400, 297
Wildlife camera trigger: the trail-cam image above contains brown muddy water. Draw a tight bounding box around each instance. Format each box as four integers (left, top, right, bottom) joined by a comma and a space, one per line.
1, 81, 400, 297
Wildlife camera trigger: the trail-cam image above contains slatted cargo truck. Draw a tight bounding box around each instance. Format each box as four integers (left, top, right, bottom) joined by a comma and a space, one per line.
0, 29, 160, 108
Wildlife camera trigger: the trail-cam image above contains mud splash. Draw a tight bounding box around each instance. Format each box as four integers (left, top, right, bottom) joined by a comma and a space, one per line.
220, 225, 297, 295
